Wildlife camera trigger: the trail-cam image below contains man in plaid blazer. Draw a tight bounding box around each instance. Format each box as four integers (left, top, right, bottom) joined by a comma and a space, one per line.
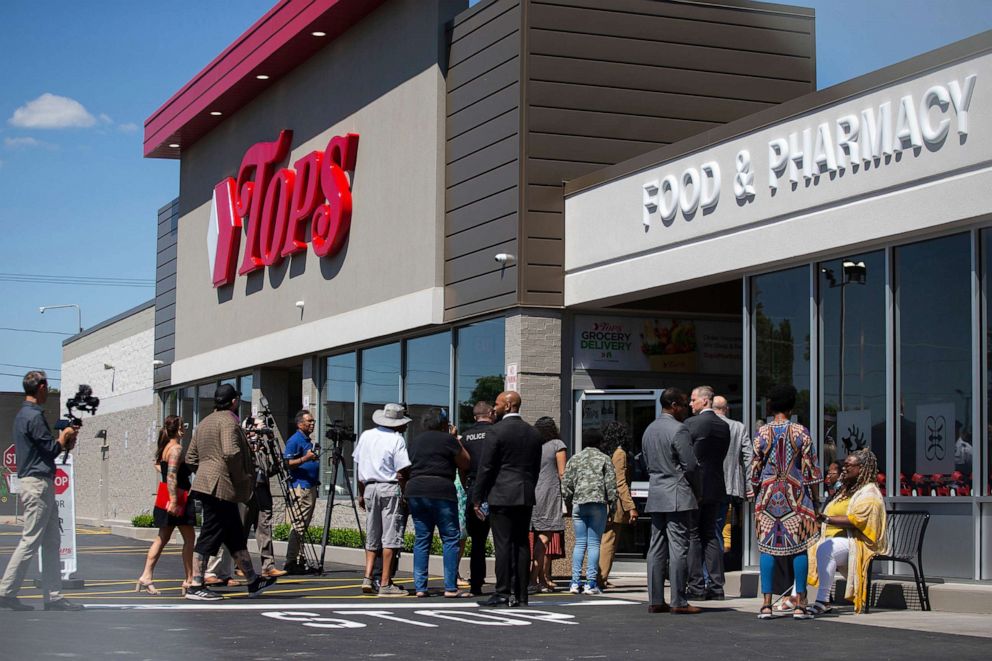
184, 384, 276, 601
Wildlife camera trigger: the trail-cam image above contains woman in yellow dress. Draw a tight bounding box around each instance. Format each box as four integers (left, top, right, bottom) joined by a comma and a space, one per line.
807, 448, 887, 614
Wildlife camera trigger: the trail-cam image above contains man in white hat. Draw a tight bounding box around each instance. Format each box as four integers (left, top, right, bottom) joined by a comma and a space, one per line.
353, 403, 412, 596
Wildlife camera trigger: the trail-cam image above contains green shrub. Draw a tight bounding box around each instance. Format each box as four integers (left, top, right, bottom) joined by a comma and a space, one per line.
131, 512, 155, 528
272, 524, 493, 557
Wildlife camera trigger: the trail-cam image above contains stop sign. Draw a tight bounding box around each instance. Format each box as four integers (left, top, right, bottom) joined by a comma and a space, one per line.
54, 468, 70, 495
2, 444, 15, 471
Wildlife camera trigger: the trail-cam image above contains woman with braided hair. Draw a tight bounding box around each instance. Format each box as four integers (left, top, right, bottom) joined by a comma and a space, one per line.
807, 448, 888, 614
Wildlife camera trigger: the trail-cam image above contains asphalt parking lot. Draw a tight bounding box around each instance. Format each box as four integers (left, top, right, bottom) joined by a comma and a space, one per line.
1, 525, 989, 660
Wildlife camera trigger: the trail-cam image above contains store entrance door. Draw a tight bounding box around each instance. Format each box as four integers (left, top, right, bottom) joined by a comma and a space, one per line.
575, 389, 660, 557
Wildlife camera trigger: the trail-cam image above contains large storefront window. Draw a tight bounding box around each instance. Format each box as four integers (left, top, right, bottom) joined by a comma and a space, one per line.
455, 318, 505, 430
325, 352, 357, 486
238, 373, 253, 421
180, 387, 195, 425
896, 233, 973, 496
197, 382, 216, 424
752, 267, 811, 427
986, 229, 992, 496
406, 331, 451, 437
820, 252, 887, 473
360, 343, 400, 433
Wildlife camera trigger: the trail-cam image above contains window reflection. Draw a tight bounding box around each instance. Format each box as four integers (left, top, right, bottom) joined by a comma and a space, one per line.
406, 332, 451, 437
238, 373, 253, 422
326, 353, 357, 487
180, 387, 195, 426
896, 233, 972, 496
360, 343, 400, 433
198, 382, 217, 425
986, 230, 992, 495
752, 267, 811, 428
455, 319, 505, 430
820, 252, 887, 482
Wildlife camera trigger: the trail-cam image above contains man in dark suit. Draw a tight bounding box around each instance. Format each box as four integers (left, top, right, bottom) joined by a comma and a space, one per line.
685, 385, 731, 600
460, 401, 497, 595
472, 391, 542, 607
643, 387, 700, 614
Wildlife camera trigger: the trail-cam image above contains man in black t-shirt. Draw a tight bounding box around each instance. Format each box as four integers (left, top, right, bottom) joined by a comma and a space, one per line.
460, 401, 496, 595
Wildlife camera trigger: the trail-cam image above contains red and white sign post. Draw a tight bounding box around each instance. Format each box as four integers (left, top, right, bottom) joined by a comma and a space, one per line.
3, 443, 19, 496
2, 443, 15, 471
39, 456, 78, 580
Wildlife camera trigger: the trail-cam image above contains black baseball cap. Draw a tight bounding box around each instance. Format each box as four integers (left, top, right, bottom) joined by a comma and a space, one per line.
214, 383, 241, 408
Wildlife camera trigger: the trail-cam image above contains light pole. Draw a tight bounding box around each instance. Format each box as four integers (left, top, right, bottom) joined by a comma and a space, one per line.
823, 261, 866, 413
39, 304, 82, 334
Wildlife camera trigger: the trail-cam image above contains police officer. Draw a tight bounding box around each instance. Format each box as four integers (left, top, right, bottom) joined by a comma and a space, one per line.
460, 401, 496, 595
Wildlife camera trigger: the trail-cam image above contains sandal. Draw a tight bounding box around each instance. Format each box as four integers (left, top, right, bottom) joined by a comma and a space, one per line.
415, 591, 430, 598
774, 596, 796, 612
793, 605, 815, 620
758, 605, 773, 620
809, 601, 832, 615
135, 579, 160, 596
444, 590, 475, 599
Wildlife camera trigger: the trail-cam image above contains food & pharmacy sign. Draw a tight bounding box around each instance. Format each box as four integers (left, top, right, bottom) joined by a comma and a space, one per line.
564, 51, 992, 301
640, 73, 976, 227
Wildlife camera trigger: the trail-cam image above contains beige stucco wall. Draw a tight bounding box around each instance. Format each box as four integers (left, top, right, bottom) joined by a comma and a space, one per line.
172, 0, 463, 383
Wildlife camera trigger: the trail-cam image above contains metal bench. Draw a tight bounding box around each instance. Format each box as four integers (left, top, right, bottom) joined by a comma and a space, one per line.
865, 510, 930, 612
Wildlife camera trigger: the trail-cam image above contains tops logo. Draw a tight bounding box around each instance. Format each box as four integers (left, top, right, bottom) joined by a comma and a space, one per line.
208, 129, 359, 287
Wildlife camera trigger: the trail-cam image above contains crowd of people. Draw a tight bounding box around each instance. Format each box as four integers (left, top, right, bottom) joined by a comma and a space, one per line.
1, 368, 888, 616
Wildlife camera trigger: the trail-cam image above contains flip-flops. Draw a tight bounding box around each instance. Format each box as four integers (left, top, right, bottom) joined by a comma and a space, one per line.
444, 590, 475, 599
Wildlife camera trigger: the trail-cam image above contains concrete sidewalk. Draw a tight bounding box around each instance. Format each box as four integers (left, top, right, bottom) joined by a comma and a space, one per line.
599, 574, 992, 638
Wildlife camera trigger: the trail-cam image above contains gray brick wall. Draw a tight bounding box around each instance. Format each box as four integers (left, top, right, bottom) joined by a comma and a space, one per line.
504, 310, 563, 425
72, 403, 163, 525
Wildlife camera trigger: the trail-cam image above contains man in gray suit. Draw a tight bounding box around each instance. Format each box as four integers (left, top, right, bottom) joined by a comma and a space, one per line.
642, 388, 702, 614
713, 395, 753, 572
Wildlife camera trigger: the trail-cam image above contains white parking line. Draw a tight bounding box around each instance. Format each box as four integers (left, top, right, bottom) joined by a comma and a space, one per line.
82, 598, 639, 611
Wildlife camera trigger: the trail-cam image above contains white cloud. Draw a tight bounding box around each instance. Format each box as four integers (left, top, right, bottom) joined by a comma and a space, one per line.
117, 122, 139, 133
8, 93, 96, 129
99, 113, 113, 125
3, 136, 55, 150
5, 136, 41, 148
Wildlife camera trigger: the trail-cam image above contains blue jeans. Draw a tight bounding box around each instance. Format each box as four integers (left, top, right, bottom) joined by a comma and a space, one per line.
407, 497, 461, 593
571, 503, 608, 585
759, 552, 808, 596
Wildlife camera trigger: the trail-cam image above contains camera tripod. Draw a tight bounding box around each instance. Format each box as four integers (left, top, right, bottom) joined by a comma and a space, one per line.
254, 424, 322, 573
317, 439, 365, 573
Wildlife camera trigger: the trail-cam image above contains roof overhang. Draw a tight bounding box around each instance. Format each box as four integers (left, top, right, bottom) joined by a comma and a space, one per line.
143, 0, 385, 159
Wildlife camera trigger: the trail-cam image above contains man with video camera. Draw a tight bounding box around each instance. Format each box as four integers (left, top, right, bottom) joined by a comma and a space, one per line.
283, 409, 319, 574
0, 371, 81, 611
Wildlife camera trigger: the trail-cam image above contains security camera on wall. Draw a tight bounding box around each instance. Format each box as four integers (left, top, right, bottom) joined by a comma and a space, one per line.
494, 253, 515, 264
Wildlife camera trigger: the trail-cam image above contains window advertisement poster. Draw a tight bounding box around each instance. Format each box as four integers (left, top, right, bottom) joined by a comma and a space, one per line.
915, 402, 956, 474
835, 410, 872, 460
574, 315, 741, 373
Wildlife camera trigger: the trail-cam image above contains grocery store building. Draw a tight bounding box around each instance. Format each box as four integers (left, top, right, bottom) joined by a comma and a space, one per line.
60, 0, 992, 583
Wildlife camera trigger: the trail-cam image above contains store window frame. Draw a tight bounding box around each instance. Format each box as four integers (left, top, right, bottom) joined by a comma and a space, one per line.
317, 315, 505, 492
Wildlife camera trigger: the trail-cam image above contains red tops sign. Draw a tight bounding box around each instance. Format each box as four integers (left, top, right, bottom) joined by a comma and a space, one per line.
210, 129, 359, 287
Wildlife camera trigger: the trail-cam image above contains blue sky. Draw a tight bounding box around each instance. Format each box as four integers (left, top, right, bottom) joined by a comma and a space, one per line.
1, 0, 990, 392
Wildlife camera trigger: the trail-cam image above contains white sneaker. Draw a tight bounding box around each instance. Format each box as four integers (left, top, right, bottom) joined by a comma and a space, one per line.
569, 583, 582, 594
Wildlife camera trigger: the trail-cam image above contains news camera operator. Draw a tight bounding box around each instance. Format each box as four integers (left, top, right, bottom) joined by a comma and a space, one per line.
282, 410, 320, 574
0, 371, 81, 611
245, 417, 283, 578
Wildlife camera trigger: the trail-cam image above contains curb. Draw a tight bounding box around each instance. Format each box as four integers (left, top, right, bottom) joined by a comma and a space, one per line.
109, 525, 496, 577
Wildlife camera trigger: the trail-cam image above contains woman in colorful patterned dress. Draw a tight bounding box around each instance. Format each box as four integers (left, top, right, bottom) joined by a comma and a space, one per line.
750, 384, 821, 620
